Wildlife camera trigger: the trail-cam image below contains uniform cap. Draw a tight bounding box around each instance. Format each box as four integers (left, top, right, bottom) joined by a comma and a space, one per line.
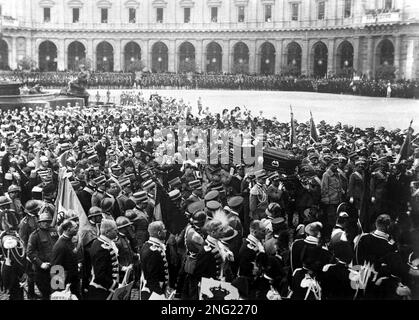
142, 179, 155, 191
206, 200, 221, 211
188, 180, 202, 190
132, 191, 148, 203
93, 175, 106, 186
187, 201, 205, 215
168, 177, 182, 188
8, 185, 21, 193
169, 189, 182, 201
0, 196, 12, 207
253, 169, 267, 179
204, 190, 219, 202
227, 196, 244, 209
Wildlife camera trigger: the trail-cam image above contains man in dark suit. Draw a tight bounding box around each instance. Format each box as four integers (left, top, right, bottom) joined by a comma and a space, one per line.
140, 221, 169, 300
95, 136, 108, 167
78, 180, 96, 215
88, 220, 119, 300
51, 219, 80, 299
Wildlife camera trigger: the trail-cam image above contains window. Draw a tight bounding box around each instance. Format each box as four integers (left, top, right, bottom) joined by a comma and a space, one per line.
291, 3, 299, 21
156, 8, 163, 23
384, 0, 392, 10
101, 8, 108, 23
238, 6, 245, 22
129, 8, 136, 23
73, 8, 80, 23
265, 5, 272, 22
211, 7, 218, 22
43, 8, 51, 22
184, 7, 191, 23
318, 1, 325, 20
344, 0, 351, 18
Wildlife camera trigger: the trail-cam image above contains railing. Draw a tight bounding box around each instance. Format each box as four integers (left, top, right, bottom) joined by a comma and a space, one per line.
361, 11, 401, 24
1, 13, 409, 32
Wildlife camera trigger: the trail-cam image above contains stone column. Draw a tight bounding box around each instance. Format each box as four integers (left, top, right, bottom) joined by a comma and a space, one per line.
222, 40, 230, 73
143, 40, 150, 70
301, 39, 309, 76
87, 38, 95, 70
275, 39, 283, 75
249, 40, 257, 74
353, 37, 360, 73
10, 37, 17, 70
57, 39, 65, 71
195, 39, 204, 73
327, 38, 335, 75
114, 39, 122, 71
394, 35, 401, 79
168, 40, 176, 72
366, 36, 374, 79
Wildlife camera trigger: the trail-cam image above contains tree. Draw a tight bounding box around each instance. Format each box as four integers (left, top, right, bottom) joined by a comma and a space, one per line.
375, 64, 396, 80
17, 56, 36, 71
232, 61, 249, 74
77, 57, 93, 70
178, 59, 196, 73
127, 59, 146, 72
281, 64, 301, 77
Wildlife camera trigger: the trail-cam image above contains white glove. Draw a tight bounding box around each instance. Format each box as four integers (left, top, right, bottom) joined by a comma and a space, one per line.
349, 197, 354, 204
40, 262, 50, 270
371, 197, 376, 203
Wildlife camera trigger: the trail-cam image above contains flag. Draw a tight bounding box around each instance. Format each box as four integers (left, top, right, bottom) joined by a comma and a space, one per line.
53, 168, 89, 232
310, 111, 319, 143
396, 119, 413, 164
57, 150, 69, 168
154, 182, 188, 235
290, 105, 296, 145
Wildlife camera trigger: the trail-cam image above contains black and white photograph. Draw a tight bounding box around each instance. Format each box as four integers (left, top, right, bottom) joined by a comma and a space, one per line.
0, 0, 418, 309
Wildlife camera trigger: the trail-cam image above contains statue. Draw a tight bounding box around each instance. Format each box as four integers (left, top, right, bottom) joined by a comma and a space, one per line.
60, 64, 90, 106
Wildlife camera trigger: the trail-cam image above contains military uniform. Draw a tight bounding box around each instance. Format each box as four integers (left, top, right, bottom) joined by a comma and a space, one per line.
140, 237, 169, 299
88, 236, 119, 300
27, 226, 59, 299
194, 236, 223, 281
348, 170, 364, 210
370, 170, 389, 220
78, 186, 95, 215
132, 207, 149, 250
249, 183, 268, 220
321, 262, 356, 300
181, 224, 205, 300
290, 236, 332, 274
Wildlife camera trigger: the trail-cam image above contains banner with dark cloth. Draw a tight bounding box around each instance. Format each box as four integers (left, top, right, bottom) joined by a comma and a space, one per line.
310, 110, 319, 143
154, 183, 188, 235
396, 119, 413, 164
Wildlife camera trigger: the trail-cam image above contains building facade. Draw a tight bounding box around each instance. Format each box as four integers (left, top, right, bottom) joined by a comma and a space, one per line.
0, 0, 418, 79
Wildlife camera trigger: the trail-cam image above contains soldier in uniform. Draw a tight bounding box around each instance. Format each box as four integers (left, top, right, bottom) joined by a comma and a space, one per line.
7, 185, 24, 222
115, 216, 138, 284
249, 170, 268, 221
78, 180, 96, 215
370, 157, 389, 226
27, 210, 59, 300
140, 221, 170, 300
290, 221, 332, 274
79, 206, 103, 299
238, 220, 267, 299
181, 210, 206, 300
348, 158, 366, 212
128, 191, 151, 250
184, 180, 203, 208
116, 178, 131, 215
18, 199, 42, 299
91, 176, 107, 208
226, 196, 244, 274
337, 156, 349, 201
88, 220, 119, 300
266, 172, 284, 205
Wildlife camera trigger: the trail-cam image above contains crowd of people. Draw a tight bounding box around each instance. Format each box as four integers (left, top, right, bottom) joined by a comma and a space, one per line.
0, 91, 418, 301
1, 71, 419, 98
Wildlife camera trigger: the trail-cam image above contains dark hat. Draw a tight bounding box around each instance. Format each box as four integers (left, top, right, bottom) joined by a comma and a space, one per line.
188, 180, 202, 190
227, 196, 244, 209
101, 198, 115, 212
132, 191, 148, 203
140, 171, 151, 181
206, 200, 221, 211
211, 184, 224, 192
220, 226, 238, 242
111, 165, 122, 174
118, 177, 131, 188
125, 209, 139, 222
168, 177, 182, 188
187, 201, 205, 215
169, 189, 182, 201
204, 190, 219, 202
272, 217, 287, 237
304, 221, 323, 237
265, 202, 281, 218
191, 210, 207, 227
